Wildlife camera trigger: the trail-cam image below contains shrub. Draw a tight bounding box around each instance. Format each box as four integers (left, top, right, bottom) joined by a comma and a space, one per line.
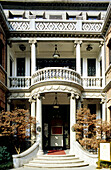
0, 146, 13, 169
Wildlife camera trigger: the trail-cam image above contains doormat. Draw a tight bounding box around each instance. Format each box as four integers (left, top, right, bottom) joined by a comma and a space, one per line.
48, 150, 66, 155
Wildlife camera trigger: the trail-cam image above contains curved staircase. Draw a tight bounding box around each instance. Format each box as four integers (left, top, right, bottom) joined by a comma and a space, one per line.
24, 152, 89, 168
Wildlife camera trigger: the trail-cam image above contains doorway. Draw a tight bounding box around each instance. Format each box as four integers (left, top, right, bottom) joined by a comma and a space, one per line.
42, 105, 70, 150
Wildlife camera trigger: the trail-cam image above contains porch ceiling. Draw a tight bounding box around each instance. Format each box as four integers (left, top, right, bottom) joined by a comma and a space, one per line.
11, 41, 100, 58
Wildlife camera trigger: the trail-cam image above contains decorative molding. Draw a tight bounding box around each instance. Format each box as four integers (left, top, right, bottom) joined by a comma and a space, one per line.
82, 92, 105, 99
8, 92, 31, 99
30, 85, 81, 101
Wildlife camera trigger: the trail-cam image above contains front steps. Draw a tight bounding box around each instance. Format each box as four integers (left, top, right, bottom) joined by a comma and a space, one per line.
24, 153, 89, 168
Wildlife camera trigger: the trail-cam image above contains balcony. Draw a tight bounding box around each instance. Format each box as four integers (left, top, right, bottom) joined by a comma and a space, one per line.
8, 67, 103, 90
8, 19, 103, 33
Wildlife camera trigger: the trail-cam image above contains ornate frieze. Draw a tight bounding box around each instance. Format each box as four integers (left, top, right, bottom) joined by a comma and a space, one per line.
8, 92, 31, 99
30, 85, 81, 102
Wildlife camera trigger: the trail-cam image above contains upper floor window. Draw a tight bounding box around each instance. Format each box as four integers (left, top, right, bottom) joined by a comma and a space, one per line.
86, 13, 101, 20
0, 40, 4, 67
17, 58, 25, 76
66, 13, 76, 20
87, 59, 96, 76
107, 40, 111, 65
49, 15, 62, 20
9, 11, 25, 19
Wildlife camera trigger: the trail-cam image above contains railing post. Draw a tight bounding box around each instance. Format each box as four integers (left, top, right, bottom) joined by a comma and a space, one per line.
30, 19, 35, 30
76, 20, 82, 31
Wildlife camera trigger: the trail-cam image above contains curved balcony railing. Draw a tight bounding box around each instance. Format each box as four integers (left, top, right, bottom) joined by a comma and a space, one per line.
32, 67, 82, 86
8, 69, 103, 89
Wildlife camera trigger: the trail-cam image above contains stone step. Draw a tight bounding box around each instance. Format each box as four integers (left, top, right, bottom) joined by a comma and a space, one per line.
30, 159, 84, 164
35, 156, 79, 160
24, 162, 89, 168
40, 154, 75, 157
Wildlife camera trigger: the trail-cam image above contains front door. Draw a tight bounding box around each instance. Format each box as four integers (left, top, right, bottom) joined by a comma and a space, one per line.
51, 126, 63, 147
43, 105, 70, 150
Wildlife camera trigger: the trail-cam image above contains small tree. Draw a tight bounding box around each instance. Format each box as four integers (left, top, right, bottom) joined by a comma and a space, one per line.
0, 109, 36, 154
72, 108, 110, 152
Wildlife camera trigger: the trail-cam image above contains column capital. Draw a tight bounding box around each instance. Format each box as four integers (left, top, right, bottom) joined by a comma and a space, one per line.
29, 39, 37, 45
74, 40, 82, 48
70, 93, 80, 99
99, 41, 104, 48
100, 98, 105, 104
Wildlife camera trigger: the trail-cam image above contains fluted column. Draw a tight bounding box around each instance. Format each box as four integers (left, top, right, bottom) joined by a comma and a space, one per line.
36, 94, 43, 155
74, 41, 82, 75
29, 39, 37, 76
70, 93, 76, 154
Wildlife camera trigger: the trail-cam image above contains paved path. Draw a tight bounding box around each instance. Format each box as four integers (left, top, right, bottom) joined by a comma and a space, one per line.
10, 165, 110, 170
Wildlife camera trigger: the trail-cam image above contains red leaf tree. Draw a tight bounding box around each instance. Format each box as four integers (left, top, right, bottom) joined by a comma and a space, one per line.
0, 109, 36, 154
72, 108, 110, 153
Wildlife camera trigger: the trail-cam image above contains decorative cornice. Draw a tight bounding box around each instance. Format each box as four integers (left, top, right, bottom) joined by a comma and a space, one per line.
8, 32, 103, 39
1, 1, 109, 10
30, 85, 81, 101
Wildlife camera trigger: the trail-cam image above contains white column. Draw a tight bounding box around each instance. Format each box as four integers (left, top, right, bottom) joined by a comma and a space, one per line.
70, 93, 76, 154
36, 94, 43, 155
74, 41, 82, 75
100, 41, 105, 87
96, 103, 101, 119
102, 102, 106, 121
29, 39, 37, 76
31, 102, 36, 117
31, 101, 36, 143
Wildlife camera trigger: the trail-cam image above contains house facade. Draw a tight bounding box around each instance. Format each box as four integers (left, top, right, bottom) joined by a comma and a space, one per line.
0, 0, 111, 163
0, 4, 9, 111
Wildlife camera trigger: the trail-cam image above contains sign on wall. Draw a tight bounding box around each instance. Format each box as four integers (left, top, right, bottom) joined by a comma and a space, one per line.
100, 143, 111, 162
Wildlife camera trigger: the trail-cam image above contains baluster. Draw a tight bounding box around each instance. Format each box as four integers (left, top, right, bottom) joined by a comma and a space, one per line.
42, 70, 45, 80
49, 69, 51, 79
63, 70, 65, 79
60, 69, 63, 79
12, 78, 14, 87
25, 78, 28, 87
21, 78, 25, 87
52, 69, 54, 79
46, 69, 48, 80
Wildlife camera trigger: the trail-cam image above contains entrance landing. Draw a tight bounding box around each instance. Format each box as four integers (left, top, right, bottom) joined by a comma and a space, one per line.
48, 150, 66, 155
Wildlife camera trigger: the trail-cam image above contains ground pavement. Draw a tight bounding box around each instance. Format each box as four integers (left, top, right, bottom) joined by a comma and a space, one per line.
10, 165, 111, 170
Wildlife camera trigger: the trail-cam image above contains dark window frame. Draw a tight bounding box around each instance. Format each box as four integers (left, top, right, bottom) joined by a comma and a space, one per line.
17, 58, 25, 76
87, 58, 96, 76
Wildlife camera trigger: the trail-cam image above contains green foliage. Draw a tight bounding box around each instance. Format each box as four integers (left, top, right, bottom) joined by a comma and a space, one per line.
0, 146, 13, 169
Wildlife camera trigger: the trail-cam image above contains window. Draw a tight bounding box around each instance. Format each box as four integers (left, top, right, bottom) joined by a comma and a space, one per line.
81, 58, 83, 76
87, 59, 96, 76
49, 15, 62, 20
17, 58, 25, 76
66, 13, 76, 20
86, 13, 101, 20
0, 40, 3, 66
10, 57, 13, 76
107, 39, 111, 65
36, 59, 76, 70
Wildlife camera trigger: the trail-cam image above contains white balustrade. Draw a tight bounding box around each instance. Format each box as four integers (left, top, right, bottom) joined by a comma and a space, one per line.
8, 19, 103, 32
9, 72, 103, 89
82, 20, 103, 32
32, 67, 82, 85
9, 76, 31, 88
82, 77, 103, 88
